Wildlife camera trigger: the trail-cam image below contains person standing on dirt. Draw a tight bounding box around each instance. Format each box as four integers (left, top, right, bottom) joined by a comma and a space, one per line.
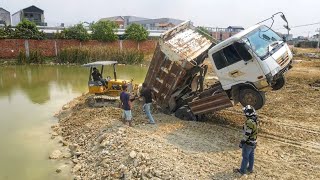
235, 105, 258, 175
140, 83, 155, 124
120, 84, 133, 126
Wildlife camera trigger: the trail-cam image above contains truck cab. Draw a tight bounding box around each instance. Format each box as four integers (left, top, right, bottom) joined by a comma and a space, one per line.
208, 24, 293, 109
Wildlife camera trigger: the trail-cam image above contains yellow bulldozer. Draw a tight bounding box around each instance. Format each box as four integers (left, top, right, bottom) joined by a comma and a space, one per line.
82, 61, 139, 107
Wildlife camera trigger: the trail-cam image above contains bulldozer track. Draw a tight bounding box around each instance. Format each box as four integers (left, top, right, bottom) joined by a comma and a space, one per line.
216, 123, 320, 153
213, 110, 320, 153
259, 133, 320, 153
260, 120, 320, 135
221, 109, 320, 136
86, 95, 119, 107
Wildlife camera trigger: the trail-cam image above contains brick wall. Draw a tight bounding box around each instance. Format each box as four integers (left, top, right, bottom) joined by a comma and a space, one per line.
0, 39, 157, 58
29, 39, 56, 57
0, 39, 25, 58
212, 32, 238, 41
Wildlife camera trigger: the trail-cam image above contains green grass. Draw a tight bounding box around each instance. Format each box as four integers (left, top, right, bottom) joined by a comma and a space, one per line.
57, 47, 145, 65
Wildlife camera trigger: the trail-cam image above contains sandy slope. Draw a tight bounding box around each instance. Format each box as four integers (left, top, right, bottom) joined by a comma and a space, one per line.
54, 60, 320, 180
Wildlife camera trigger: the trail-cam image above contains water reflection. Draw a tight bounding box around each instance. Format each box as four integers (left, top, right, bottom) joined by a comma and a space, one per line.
0, 65, 147, 104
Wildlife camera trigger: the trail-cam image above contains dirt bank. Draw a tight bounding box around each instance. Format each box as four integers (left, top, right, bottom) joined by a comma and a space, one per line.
53, 60, 320, 180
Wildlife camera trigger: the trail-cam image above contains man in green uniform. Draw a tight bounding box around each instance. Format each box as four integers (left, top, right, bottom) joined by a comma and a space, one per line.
235, 105, 258, 175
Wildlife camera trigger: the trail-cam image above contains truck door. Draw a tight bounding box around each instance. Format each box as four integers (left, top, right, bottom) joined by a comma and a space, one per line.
222, 42, 264, 86
210, 51, 234, 89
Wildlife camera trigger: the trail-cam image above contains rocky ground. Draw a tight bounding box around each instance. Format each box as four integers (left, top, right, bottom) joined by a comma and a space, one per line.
51, 59, 320, 180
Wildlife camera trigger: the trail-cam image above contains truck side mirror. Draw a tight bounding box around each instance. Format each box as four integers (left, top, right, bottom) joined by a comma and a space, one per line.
280, 14, 288, 23
234, 42, 253, 61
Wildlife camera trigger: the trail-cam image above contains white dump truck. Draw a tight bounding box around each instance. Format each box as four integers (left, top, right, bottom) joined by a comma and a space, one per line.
144, 13, 293, 120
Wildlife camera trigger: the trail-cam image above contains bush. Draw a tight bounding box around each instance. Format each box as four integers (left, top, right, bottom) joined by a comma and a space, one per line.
17, 51, 27, 64
0, 28, 6, 39
58, 48, 90, 64
60, 23, 90, 41
91, 21, 118, 42
1, 21, 44, 39
295, 41, 318, 48
13, 19, 45, 40
29, 50, 44, 64
17, 50, 44, 64
57, 47, 144, 64
125, 24, 149, 42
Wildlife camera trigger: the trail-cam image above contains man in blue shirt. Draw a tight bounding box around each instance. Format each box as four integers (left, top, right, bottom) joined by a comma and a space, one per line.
120, 84, 132, 126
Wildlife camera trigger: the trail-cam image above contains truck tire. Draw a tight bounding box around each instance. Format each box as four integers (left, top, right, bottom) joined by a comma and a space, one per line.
239, 88, 265, 110
272, 75, 286, 90
174, 106, 197, 121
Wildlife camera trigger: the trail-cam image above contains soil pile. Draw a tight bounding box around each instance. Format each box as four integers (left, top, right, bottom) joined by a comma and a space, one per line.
53, 60, 320, 180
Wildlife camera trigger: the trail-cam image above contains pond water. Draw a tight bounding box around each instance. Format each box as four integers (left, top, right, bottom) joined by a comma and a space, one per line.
0, 65, 147, 180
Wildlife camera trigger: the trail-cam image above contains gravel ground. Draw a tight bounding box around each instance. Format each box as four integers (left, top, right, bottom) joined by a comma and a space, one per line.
52, 60, 320, 180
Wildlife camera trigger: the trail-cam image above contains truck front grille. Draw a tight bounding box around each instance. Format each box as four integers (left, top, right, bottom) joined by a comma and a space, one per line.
276, 52, 290, 68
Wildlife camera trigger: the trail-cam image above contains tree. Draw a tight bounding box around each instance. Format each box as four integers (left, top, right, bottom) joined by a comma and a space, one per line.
124, 23, 149, 42
14, 19, 45, 39
91, 21, 118, 42
61, 23, 90, 41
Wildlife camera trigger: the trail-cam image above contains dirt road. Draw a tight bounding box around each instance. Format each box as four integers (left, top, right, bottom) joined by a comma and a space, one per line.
54, 60, 320, 179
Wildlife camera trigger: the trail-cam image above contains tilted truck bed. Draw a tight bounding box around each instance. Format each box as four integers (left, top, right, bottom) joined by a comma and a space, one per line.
144, 21, 233, 120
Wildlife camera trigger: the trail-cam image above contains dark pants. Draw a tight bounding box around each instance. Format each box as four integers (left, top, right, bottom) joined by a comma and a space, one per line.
240, 143, 255, 173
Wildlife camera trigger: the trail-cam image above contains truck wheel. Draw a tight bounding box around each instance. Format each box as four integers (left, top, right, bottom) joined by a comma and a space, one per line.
239, 88, 265, 110
272, 75, 286, 90
174, 106, 197, 121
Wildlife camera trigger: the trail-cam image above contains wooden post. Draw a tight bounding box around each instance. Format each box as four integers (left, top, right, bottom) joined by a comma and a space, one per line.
54, 40, 58, 56
120, 40, 123, 51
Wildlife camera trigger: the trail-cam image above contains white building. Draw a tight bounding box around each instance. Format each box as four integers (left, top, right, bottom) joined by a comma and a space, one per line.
0, 8, 11, 26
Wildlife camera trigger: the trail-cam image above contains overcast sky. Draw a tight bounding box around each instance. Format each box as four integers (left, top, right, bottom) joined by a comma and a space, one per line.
1, 0, 319, 37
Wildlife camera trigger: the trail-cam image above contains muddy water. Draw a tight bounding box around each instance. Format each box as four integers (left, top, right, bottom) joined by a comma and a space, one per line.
0, 65, 147, 180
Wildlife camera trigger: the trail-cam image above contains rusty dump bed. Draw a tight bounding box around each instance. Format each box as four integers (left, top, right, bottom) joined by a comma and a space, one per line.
159, 21, 213, 63
188, 83, 233, 115
144, 21, 233, 119
145, 45, 190, 110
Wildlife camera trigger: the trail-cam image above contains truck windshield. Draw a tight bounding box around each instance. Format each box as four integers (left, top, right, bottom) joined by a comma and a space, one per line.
244, 25, 282, 60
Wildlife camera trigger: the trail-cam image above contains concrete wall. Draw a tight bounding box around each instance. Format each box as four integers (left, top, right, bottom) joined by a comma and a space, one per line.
0, 9, 11, 25
0, 39, 157, 58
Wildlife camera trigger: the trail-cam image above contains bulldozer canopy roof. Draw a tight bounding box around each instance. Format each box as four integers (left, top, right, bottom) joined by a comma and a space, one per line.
82, 61, 118, 67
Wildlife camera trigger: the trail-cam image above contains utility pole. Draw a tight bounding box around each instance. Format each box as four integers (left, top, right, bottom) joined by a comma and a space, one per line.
317, 28, 320, 50
215, 27, 218, 40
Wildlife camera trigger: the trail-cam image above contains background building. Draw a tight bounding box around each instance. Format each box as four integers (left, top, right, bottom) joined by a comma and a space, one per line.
309, 34, 319, 41
210, 26, 244, 41
100, 16, 184, 30
130, 18, 184, 30
12, 5, 47, 26
99, 16, 149, 28
0, 7, 11, 26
